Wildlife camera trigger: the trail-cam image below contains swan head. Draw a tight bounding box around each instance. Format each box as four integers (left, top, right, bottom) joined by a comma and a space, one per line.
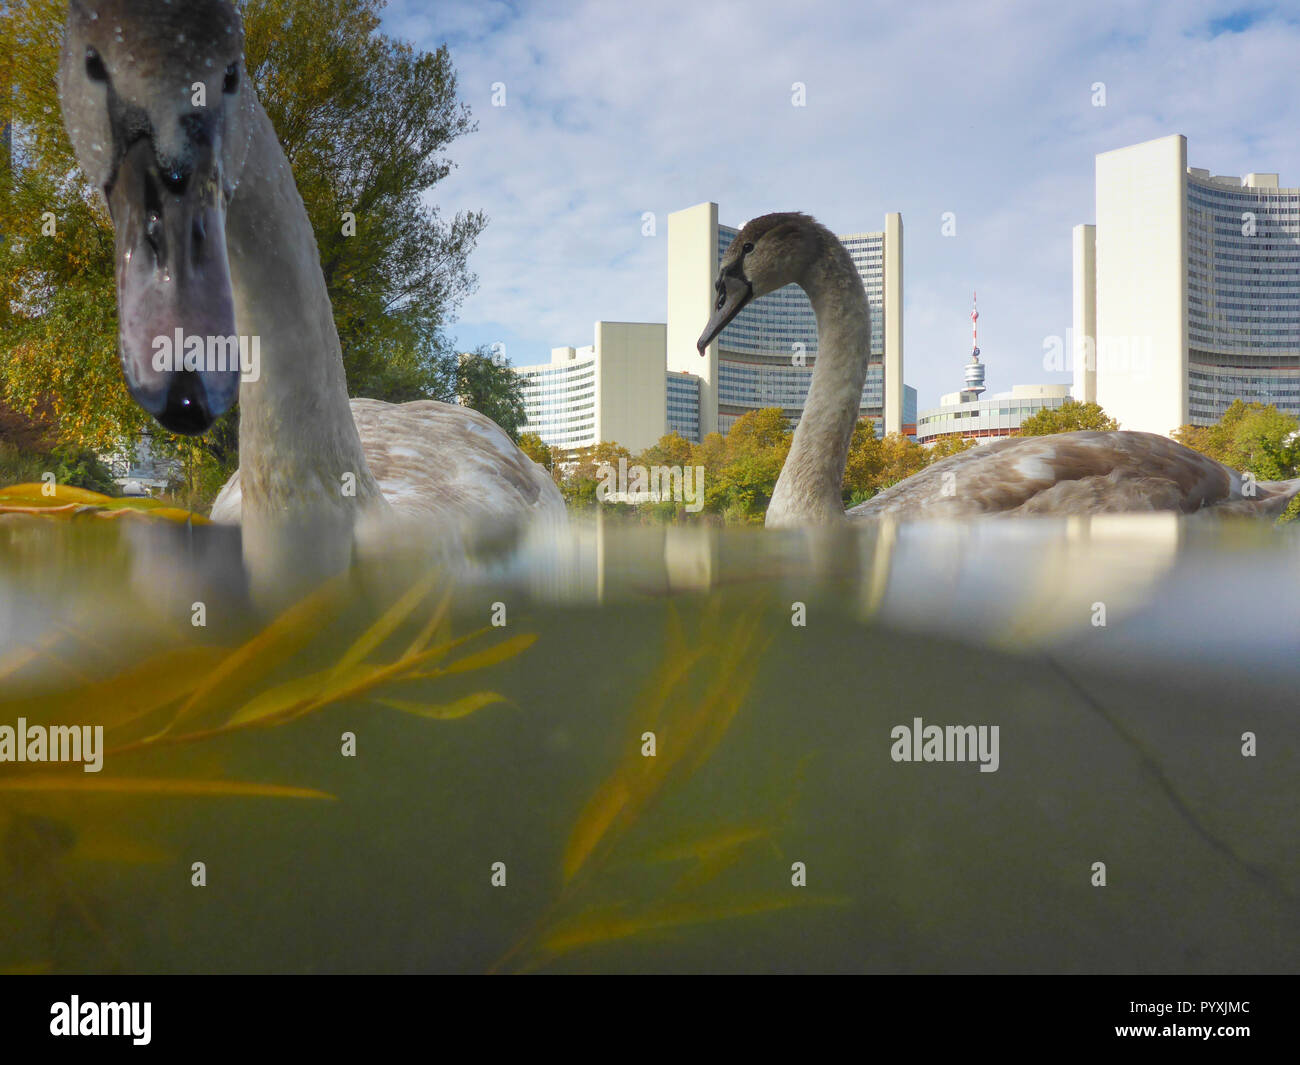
59, 0, 253, 434
697, 212, 823, 353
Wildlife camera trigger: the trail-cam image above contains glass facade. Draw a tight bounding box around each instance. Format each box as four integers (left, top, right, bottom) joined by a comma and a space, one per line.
916, 390, 1070, 443
715, 225, 889, 433
666, 372, 701, 443
1186, 176, 1300, 423
516, 356, 597, 449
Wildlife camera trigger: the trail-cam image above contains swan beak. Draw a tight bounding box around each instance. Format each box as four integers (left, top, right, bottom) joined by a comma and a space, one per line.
697, 275, 753, 354
108, 136, 240, 436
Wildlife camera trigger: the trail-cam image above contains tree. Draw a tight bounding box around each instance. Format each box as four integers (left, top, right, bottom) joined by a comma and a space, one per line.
0, 0, 483, 487
561, 441, 632, 507
1173, 400, 1299, 482
843, 418, 950, 505
842, 419, 884, 504
517, 432, 554, 472
1018, 400, 1118, 436
635, 432, 695, 470
242, 0, 483, 402
926, 434, 980, 462
456, 348, 527, 440
707, 408, 792, 521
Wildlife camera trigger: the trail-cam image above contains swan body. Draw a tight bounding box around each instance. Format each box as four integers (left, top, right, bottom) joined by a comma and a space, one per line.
210, 397, 563, 525
698, 212, 1300, 525
59, 0, 563, 544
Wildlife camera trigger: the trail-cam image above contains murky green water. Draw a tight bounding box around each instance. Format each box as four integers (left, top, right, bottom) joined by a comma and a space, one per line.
1, 514, 1297, 972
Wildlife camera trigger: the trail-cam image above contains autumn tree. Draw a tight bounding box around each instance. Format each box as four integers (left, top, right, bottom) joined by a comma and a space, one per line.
1173, 400, 1299, 482
517, 432, 554, 473
0, 0, 484, 490
1017, 400, 1118, 436
635, 432, 695, 470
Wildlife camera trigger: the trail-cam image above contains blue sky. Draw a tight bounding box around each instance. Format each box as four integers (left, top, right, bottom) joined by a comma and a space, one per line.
380, 0, 1300, 411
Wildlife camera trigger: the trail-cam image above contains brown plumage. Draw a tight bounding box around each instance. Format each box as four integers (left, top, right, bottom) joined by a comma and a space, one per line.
850, 430, 1300, 519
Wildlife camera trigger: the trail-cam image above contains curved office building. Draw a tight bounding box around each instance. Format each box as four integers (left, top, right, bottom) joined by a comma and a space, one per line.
1074, 134, 1300, 434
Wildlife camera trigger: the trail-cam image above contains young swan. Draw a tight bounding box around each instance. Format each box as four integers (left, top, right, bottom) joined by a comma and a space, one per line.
58, 0, 563, 555
699, 212, 1300, 524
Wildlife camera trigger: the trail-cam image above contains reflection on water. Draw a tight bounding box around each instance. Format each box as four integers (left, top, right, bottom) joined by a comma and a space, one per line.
0, 513, 1297, 973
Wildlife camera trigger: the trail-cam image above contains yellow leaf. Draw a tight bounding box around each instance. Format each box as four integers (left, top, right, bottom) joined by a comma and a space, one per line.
537, 895, 845, 959
225, 663, 378, 726
165, 575, 348, 731
375, 691, 509, 720
331, 568, 442, 678
561, 773, 634, 884
439, 632, 538, 675
0, 776, 335, 799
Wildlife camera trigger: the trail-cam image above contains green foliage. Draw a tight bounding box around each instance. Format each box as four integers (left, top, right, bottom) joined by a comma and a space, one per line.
551, 411, 977, 523
1017, 400, 1118, 436
1173, 400, 1300, 482
241, 0, 483, 403
0, 0, 482, 484
517, 433, 555, 472
456, 348, 528, 441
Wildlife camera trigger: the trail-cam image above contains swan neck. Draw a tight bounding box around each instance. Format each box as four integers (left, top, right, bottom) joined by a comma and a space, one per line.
766, 244, 872, 527
224, 95, 383, 517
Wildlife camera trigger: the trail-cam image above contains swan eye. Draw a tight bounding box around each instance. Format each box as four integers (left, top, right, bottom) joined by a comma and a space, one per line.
222, 63, 239, 94
742, 241, 754, 254
715, 292, 726, 311
85, 47, 108, 83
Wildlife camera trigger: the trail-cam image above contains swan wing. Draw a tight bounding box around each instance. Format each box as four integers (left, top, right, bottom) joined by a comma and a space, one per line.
208, 398, 565, 527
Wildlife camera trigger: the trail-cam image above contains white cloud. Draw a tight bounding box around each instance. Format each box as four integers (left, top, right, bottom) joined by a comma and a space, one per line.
383, 0, 1300, 409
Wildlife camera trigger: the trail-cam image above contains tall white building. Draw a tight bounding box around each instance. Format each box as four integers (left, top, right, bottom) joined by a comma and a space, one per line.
514, 322, 688, 454
1074, 134, 1300, 435
667, 202, 905, 437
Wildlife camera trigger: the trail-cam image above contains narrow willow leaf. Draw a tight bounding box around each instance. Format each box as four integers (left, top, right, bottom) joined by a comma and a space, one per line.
331, 568, 443, 678
225, 664, 378, 726
165, 575, 348, 730
440, 632, 538, 675
402, 589, 453, 658
2, 644, 228, 733
537, 894, 846, 958
375, 691, 509, 720
0, 776, 335, 799
562, 774, 635, 884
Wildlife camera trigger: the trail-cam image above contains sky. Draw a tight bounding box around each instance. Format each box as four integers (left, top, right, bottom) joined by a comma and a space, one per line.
379, 0, 1300, 410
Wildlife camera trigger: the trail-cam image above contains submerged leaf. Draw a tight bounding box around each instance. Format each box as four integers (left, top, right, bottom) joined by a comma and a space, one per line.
438, 632, 538, 675
376, 691, 509, 720
562, 773, 636, 884
163, 575, 348, 732
331, 568, 443, 678
537, 894, 845, 958
225, 663, 378, 726
0, 776, 335, 799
